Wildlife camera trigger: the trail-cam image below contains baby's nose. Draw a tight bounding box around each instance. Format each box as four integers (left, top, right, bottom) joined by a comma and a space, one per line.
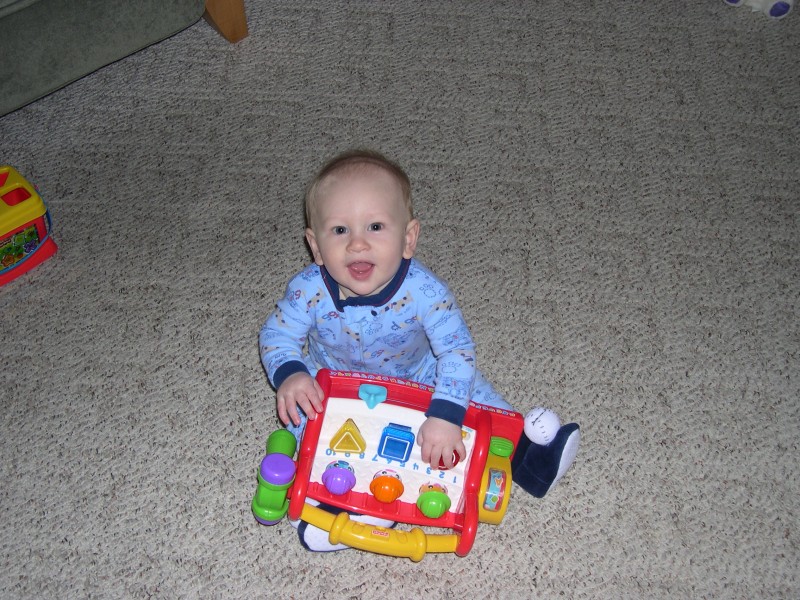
347, 234, 369, 251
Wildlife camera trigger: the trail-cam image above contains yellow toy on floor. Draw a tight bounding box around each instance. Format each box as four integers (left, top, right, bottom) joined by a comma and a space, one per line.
0, 166, 57, 286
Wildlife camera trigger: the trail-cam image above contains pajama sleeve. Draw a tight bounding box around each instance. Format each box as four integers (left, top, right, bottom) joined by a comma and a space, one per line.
422, 286, 478, 427
259, 272, 316, 390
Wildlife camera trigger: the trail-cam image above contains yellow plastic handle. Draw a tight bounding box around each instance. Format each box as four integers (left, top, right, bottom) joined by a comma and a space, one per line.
300, 503, 459, 562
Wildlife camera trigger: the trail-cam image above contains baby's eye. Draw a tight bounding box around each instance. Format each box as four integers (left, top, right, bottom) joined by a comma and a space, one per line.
368, 223, 384, 232
333, 226, 348, 235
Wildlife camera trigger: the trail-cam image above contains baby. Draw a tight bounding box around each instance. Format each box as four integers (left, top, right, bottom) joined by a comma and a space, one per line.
260, 149, 580, 551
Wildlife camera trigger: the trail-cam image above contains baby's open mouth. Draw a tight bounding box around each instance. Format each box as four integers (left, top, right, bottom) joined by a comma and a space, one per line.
348, 262, 374, 280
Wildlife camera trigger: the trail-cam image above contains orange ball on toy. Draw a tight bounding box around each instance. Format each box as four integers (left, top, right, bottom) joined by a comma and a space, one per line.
369, 469, 404, 503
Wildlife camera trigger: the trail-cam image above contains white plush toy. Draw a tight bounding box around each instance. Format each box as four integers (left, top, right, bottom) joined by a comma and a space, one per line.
523, 407, 562, 446
724, 0, 794, 19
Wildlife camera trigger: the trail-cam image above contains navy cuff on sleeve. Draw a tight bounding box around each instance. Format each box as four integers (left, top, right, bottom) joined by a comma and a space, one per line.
272, 361, 310, 390
425, 398, 467, 427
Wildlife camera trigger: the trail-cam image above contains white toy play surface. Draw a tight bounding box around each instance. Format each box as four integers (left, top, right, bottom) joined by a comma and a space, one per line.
308, 395, 477, 510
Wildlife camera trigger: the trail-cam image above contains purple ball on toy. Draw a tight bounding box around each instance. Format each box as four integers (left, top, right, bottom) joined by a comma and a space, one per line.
322, 460, 356, 495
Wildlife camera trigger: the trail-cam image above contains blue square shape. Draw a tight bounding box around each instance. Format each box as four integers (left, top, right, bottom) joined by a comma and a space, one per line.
378, 423, 416, 463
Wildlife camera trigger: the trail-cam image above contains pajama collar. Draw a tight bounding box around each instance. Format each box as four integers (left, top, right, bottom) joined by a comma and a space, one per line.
321, 258, 411, 312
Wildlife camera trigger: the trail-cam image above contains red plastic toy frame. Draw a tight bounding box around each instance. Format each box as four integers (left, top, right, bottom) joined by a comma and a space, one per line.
286, 369, 523, 557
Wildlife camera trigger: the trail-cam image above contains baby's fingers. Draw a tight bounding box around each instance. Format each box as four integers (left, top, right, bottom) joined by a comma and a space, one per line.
421, 440, 444, 470
309, 378, 325, 414
430, 449, 445, 470
276, 395, 295, 426
294, 392, 319, 422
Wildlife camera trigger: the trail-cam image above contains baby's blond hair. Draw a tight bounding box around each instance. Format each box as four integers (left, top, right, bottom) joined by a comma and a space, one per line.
305, 149, 413, 227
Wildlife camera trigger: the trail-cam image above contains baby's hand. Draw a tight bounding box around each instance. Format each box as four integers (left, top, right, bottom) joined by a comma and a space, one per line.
276, 372, 324, 426
417, 417, 466, 470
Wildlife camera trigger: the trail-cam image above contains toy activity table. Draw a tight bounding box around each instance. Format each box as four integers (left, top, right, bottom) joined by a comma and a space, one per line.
253, 369, 524, 561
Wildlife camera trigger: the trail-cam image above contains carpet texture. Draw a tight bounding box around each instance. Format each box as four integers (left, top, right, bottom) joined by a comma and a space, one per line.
1, 1, 798, 598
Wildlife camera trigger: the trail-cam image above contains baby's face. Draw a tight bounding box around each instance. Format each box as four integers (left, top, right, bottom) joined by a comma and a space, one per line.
306, 168, 419, 299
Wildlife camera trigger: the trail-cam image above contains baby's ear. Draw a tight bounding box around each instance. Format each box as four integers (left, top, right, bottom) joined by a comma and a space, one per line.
403, 219, 421, 259
305, 228, 324, 265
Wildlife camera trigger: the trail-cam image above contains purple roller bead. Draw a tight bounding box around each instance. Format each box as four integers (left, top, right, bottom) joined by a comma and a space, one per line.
322, 467, 357, 495
254, 515, 281, 526
260, 453, 296, 485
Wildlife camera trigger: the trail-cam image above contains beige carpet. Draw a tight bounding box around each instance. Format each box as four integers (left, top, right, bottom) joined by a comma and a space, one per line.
1, 1, 798, 598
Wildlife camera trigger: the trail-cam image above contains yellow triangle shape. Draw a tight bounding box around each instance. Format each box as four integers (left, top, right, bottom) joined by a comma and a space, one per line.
330, 418, 367, 453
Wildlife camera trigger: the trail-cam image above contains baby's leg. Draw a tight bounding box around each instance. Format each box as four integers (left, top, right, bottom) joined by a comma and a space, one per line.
472, 370, 580, 498
469, 370, 515, 410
